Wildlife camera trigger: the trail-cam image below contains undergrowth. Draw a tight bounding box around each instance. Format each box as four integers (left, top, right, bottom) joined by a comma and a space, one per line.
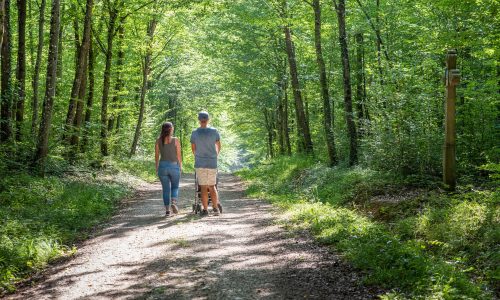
237, 155, 499, 299
0, 171, 131, 293
114, 156, 194, 182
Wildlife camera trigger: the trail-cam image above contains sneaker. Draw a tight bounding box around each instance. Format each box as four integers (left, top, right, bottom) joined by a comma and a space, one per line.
212, 208, 220, 216
200, 209, 209, 217
165, 210, 172, 217
171, 200, 179, 214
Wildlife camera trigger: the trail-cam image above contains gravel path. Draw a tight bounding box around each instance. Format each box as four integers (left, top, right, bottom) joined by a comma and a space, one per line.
7, 174, 381, 300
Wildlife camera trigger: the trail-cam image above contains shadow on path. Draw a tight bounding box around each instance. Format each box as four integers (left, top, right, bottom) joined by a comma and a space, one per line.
7, 174, 382, 300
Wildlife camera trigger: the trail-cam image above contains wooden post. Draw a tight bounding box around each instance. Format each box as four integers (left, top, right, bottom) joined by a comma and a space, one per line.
443, 49, 460, 190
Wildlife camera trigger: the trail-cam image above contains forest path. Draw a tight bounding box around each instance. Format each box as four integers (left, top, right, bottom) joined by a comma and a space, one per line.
8, 174, 380, 300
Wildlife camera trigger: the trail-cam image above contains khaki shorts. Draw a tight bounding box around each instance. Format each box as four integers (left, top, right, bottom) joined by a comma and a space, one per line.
196, 168, 217, 186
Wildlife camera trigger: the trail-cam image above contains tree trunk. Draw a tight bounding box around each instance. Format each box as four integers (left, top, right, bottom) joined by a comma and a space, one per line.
304, 92, 310, 129
130, 19, 157, 157
354, 0, 390, 83
108, 21, 124, 132
64, 13, 83, 134
375, 0, 383, 84
0, 0, 12, 142
14, 0, 26, 141
264, 109, 274, 158
275, 55, 287, 155
355, 32, 369, 136
270, 108, 276, 157
277, 80, 285, 155
284, 81, 291, 155
81, 33, 96, 152
66, 0, 93, 152
57, 18, 63, 78
55, 5, 64, 96
313, 0, 337, 165
283, 24, 313, 154
33, 0, 60, 174
0, 0, 5, 51
30, 0, 45, 135
27, 0, 33, 68
69, 53, 88, 155
72, 9, 80, 67
100, 6, 118, 156
334, 0, 358, 165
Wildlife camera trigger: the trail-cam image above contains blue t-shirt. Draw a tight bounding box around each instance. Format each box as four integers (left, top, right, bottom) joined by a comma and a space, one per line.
190, 127, 220, 169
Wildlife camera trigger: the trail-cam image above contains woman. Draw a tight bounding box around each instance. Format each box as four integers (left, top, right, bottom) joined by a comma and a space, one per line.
155, 122, 182, 217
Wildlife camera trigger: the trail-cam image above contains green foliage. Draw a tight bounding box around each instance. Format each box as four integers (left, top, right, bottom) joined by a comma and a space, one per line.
238, 155, 498, 298
114, 157, 159, 182
0, 0, 498, 295
239, 155, 399, 205
480, 162, 500, 184
0, 173, 130, 292
393, 190, 500, 294
113, 156, 199, 182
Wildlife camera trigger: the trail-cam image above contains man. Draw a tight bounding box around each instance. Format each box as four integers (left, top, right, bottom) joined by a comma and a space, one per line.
191, 111, 221, 216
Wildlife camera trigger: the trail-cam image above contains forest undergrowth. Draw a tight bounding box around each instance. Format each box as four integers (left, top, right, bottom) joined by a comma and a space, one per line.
0, 155, 158, 294
238, 155, 499, 299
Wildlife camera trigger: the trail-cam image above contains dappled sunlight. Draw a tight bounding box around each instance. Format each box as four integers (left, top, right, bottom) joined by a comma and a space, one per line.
1, 0, 496, 297
6, 174, 381, 299
241, 158, 500, 298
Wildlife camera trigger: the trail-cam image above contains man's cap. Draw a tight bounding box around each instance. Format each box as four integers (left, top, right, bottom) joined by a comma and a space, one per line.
198, 111, 209, 121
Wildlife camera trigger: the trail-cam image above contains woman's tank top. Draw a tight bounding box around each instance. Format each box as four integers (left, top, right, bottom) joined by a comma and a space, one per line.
159, 137, 178, 162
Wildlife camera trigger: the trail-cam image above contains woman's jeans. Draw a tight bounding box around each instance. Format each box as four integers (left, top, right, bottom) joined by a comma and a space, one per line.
158, 161, 180, 207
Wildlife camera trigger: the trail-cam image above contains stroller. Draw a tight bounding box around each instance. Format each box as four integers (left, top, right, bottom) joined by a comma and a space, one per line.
192, 171, 223, 214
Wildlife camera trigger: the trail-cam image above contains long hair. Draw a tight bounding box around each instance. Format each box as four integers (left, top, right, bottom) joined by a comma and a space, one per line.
158, 122, 173, 145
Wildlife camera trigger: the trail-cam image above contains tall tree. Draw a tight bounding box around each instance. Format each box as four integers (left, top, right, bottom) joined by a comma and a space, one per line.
14, 0, 26, 141
355, 0, 390, 83
81, 31, 97, 152
66, 0, 94, 152
30, 0, 46, 135
34, 0, 61, 173
64, 4, 83, 135
375, 0, 382, 82
283, 21, 313, 154
311, 0, 337, 165
99, 0, 121, 156
0, 0, 11, 142
276, 73, 285, 155
107, 21, 125, 132
283, 81, 291, 155
0, 0, 4, 51
272, 38, 287, 156
333, 0, 358, 165
115, 21, 129, 134
130, 19, 157, 156
264, 107, 274, 158
69, 54, 88, 154
55, 3, 64, 96
355, 32, 369, 135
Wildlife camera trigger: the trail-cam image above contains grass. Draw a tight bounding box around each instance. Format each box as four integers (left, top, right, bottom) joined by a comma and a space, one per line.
0, 172, 131, 293
114, 157, 158, 182
237, 155, 499, 299
114, 156, 195, 183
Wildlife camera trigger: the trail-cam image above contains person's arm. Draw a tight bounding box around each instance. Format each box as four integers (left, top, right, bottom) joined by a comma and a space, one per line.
176, 138, 183, 173
190, 131, 196, 155
215, 140, 221, 156
215, 130, 221, 155
155, 141, 160, 175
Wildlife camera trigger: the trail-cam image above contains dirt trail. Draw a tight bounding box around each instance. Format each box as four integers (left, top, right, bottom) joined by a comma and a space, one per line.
7, 174, 381, 300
